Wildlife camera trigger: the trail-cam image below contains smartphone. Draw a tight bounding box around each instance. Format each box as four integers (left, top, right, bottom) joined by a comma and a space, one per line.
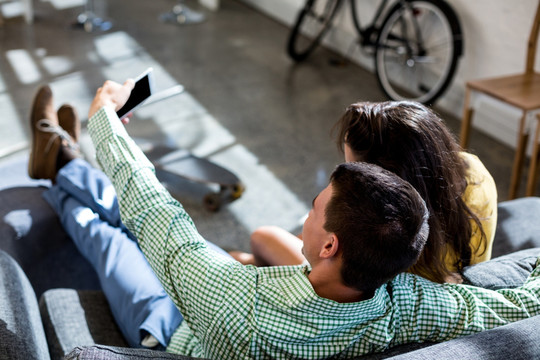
116, 67, 155, 119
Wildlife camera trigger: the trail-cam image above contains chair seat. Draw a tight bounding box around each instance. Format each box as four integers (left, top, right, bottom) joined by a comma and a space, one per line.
467, 73, 540, 110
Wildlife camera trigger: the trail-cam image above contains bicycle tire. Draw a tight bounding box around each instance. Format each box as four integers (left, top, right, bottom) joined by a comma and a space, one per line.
375, 0, 463, 105
287, 0, 342, 62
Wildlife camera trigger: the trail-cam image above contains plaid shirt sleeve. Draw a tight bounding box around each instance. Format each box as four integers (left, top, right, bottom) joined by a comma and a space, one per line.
87, 107, 253, 352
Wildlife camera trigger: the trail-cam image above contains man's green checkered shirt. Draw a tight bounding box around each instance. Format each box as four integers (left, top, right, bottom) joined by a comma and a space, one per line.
88, 106, 540, 359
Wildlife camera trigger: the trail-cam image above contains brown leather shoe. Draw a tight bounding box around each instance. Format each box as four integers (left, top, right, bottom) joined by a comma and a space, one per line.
56, 103, 81, 170
29, 87, 79, 180
28, 85, 61, 180
58, 104, 80, 142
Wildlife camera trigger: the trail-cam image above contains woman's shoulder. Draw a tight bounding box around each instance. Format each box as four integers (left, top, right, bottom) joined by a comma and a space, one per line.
459, 152, 494, 188
459, 151, 498, 263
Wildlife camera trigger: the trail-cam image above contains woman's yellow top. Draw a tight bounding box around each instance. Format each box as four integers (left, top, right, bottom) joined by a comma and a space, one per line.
444, 152, 498, 271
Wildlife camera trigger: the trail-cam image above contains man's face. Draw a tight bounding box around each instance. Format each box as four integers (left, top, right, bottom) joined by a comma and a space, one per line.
301, 183, 334, 265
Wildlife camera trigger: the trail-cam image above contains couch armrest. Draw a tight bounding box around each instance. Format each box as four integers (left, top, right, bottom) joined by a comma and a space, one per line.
385, 315, 540, 360
64, 345, 205, 360
39, 289, 128, 360
0, 250, 50, 360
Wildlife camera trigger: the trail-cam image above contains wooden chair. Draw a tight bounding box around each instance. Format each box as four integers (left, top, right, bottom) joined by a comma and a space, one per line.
460, 1, 540, 199
527, 113, 540, 196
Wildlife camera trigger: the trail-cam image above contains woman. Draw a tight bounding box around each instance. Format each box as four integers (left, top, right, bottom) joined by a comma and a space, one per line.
231, 101, 497, 283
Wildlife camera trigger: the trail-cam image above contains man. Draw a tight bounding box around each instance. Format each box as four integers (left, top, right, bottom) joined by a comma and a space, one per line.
29, 79, 540, 359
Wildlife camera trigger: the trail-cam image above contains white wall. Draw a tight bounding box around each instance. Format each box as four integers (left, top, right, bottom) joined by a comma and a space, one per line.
242, 0, 539, 150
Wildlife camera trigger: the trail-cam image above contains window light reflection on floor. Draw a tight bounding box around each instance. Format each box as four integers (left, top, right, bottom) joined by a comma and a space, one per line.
48, 0, 86, 11
0, 67, 27, 157
6, 49, 41, 84
42, 55, 74, 76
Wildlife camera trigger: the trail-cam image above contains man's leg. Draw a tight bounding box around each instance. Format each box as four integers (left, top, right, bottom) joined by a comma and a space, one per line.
43, 158, 231, 347
43, 160, 182, 348
52, 158, 230, 257
53, 158, 134, 239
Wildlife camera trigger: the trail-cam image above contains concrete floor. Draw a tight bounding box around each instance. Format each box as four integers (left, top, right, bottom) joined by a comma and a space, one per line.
0, 0, 529, 251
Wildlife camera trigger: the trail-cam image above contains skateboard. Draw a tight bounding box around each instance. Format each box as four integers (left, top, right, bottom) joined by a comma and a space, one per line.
144, 144, 245, 212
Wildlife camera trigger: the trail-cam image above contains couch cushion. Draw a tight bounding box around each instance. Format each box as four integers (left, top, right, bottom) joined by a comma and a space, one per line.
460, 196, 540, 290
0, 250, 50, 360
462, 247, 540, 289
39, 289, 128, 360
492, 197, 540, 257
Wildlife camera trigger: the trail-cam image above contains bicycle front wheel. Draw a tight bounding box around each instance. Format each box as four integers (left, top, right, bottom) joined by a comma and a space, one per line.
375, 0, 463, 105
287, 0, 342, 62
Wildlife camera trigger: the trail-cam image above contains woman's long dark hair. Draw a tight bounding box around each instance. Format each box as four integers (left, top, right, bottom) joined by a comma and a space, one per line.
334, 101, 486, 283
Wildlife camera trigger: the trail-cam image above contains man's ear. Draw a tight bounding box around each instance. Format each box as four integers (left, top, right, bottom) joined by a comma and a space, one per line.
319, 234, 339, 259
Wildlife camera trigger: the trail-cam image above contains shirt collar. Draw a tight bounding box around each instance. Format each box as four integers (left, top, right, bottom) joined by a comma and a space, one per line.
277, 266, 390, 318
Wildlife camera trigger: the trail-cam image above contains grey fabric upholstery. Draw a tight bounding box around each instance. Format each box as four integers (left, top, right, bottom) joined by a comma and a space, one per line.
462, 247, 540, 289
385, 315, 540, 360
460, 197, 540, 289
0, 186, 100, 298
356, 343, 436, 359
491, 197, 540, 257
0, 250, 50, 360
39, 289, 128, 360
64, 345, 204, 360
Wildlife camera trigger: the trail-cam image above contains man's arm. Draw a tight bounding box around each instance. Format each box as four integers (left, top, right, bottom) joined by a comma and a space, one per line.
393, 259, 540, 346
86, 80, 253, 345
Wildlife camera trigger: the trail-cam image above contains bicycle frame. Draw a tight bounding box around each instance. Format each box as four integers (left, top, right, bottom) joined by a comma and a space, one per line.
349, 0, 391, 47
349, 0, 429, 51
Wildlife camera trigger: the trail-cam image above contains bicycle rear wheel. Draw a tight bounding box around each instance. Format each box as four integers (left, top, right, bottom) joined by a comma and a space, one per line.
375, 0, 463, 105
287, 0, 342, 62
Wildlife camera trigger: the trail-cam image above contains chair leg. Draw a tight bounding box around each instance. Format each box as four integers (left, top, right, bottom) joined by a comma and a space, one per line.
509, 112, 529, 199
526, 114, 540, 196
460, 87, 473, 149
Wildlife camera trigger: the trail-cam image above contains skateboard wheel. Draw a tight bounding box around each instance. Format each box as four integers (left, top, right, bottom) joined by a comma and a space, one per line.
231, 183, 245, 199
203, 193, 222, 212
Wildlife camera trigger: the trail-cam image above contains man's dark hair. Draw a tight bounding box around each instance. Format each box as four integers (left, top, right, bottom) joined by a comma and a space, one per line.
325, 162, 429, 293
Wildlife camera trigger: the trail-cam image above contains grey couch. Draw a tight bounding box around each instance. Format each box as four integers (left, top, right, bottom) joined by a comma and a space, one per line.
2, 182, 540, 360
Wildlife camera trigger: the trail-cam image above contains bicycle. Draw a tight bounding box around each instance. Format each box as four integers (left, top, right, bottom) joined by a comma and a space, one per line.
287, 0, 463, 105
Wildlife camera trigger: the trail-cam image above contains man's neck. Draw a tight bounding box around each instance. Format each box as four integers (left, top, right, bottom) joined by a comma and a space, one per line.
308, 263, 366, 303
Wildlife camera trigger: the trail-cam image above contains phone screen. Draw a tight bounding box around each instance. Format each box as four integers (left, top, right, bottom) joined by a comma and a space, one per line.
116, 69, 153, 119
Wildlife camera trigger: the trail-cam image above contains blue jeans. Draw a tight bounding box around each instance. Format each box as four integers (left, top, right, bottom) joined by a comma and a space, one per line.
43, 159, 229, 348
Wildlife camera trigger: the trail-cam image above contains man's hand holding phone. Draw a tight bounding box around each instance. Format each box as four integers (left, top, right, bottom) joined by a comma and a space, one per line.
88, 79, 135, 122
88, 67, 155, 124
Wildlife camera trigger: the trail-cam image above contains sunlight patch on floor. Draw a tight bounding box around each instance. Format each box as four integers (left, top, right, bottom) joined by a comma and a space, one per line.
93, 31, 143, 64
0, 93, 27, 158
6, 49, 41, 84
0, 2, 24, 19
48, 71, 95, 118
46, 0, 85, 10
211, 144, 309, 233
